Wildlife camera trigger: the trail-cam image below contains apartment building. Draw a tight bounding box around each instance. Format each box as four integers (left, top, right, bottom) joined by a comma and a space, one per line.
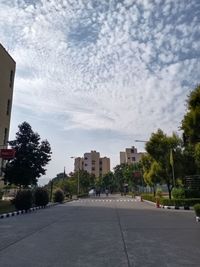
74, 151, 110, 177
120, 146, 144, 165
0, 44, 16, 183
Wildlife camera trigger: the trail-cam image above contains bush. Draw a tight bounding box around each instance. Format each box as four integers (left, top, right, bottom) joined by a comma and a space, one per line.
160, 198, 200, 207
14, 190, 33, 210
77, 193, 88, 198
185, 189, 200, 198
34, 187, 49, 207
172, 187, 185, 199
53, 189, 64, 203
194, 204, 200, 216
141, 194, 156, 202
156, 188, 162, 198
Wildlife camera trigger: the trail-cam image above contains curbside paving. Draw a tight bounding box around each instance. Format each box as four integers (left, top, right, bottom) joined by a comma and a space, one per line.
0, 202, 58, 220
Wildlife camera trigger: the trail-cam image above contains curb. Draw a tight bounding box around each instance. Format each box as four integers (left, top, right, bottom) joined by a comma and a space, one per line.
161, 205, 194, 210
0, 202, 57, 219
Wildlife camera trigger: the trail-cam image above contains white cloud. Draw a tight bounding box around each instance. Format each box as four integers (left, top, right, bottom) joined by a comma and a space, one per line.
1, 0, 200, 176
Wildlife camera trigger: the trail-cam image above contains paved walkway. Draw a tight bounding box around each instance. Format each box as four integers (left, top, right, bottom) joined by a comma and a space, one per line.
0, 195, 199, 267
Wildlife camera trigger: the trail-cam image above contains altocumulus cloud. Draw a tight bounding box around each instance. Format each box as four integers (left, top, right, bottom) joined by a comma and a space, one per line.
0, 0, 200, 137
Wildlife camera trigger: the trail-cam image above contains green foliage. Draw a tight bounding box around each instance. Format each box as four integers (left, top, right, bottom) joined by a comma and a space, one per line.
141, 194, 156, 203
181, 85, 200, 145
0, 200, 15, 214
14, 190, 33, 210
101, 172, 116, 191
145, 129, 183, 198
53, 189, 64, 203
156, 188, 162, 198
160, 198, 200, 207
77, 193, 88, 198
4, 122, 52, 187
185, 189, 200, 198
193, 204, 200, 216
172, 187, 185, 199
34, 187, 49, 207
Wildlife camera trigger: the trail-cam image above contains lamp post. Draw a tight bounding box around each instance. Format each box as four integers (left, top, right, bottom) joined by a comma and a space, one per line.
70, 156, 80, 195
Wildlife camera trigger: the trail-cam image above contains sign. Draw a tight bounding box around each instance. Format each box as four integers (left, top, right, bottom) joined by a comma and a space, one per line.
0, 149, 16, 159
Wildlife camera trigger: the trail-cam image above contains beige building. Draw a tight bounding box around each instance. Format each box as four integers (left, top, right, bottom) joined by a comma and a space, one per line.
74, 151, 110, 177
120, 146, 144, 165
0, 44, 16, 182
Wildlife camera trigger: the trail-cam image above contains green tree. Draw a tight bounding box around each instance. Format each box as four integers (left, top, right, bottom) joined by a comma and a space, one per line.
73, 170, 95, 193
101, 172, 116, 192
4, 122, 51, 187
145, 129, 182, 199
141, 154, 162, 196
181, 85, 200, 144
113, 164, 126, 191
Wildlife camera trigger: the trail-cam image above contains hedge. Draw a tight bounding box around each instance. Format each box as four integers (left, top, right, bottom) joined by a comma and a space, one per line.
160, 198, 200, 207
141, 194, 156, 203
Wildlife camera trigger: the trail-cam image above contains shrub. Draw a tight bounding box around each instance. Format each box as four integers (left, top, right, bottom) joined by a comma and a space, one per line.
160, 198, 200, 207
172, 187, 185, 199
34, 187, 49, 207
141, 194, 156, 202
77, 193, 88, 198
53, 189, 64, 203
156, 188, 162, 198
185, 189, 200, 198
14, 190, 33, 210
194, 204, 200, 216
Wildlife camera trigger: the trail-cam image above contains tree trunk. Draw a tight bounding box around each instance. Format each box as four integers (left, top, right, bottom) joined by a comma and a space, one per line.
167, 183, 172, 199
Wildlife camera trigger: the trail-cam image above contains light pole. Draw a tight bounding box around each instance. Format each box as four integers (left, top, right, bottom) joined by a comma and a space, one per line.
70, 156, 80, 195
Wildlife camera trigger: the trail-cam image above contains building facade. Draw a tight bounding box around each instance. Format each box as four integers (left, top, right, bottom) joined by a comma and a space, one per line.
0, 44, 16, 182
120, 146, 144, 165
74, 151, 110, 177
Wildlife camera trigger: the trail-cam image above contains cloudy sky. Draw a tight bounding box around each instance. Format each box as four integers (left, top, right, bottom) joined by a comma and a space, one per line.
0, 0, 200, 184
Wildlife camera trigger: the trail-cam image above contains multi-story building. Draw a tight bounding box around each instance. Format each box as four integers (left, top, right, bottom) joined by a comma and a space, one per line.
0, 44, 16, 183
120, 146, 144, 165
74, 151, 110, 177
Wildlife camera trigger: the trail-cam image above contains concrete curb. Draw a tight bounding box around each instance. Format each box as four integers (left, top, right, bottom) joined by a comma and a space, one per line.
143, 199, 194, 210
0, 202, 58, 219
161, 205, 194, 210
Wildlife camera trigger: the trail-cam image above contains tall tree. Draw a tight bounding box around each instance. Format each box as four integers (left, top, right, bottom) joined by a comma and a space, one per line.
145, 129, 182, 199
4, 122, 51, 187
141, 154, 162, 196
181, 84, 200, 145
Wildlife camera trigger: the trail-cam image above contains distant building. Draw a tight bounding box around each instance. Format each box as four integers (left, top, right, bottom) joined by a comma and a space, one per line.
74, 151, 110, 177
120, 146, 144, 165
0, 44, 16, 185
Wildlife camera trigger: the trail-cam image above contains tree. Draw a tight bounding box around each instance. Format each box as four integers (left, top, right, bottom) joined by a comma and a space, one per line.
113, 164, 126, 191
181, 84, 200, 144
145, 129, 182, 199
4, 122, 51, 187
101, 172, 116, 192
141, 154, 162, 196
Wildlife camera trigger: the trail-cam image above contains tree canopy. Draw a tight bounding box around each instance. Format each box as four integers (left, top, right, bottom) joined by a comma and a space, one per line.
4, 122, 52, 187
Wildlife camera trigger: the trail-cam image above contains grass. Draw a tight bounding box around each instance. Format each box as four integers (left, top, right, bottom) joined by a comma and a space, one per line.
0, 200, 15, 214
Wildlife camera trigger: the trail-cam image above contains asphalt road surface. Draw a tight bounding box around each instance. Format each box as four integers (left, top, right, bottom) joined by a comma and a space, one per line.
0, 194, 200, 267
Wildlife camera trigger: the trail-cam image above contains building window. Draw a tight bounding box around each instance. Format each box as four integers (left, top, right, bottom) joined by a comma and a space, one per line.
99, 161, 102, 165
100, 168, 102, 171
9, 70, 14, 87
92, 160, 95, 165
84, 164, 87, 166
92, 167, 95, 171
3, 128, 8, 145
6, 99, 10, 115
128, 157, 130, 160
84, 157, 88, 160
132, 157, 135, 161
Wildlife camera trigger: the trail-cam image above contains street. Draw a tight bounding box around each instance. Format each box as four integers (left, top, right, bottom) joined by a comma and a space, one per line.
0, 194, 200, 267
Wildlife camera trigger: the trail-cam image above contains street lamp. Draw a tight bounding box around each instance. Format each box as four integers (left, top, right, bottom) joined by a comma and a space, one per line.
70, 156, 80, 195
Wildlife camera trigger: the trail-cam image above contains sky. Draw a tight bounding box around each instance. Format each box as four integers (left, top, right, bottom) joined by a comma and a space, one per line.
0, 0, 200, 185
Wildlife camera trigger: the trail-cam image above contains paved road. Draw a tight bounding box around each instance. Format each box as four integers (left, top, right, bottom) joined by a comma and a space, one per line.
0, 194, 200, 267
